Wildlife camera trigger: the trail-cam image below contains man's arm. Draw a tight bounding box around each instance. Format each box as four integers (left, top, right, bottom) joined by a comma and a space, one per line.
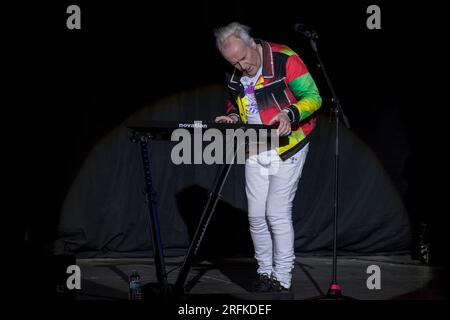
284, 54, 322, 123
215, 99, 239, 123
226, 99, 240, 123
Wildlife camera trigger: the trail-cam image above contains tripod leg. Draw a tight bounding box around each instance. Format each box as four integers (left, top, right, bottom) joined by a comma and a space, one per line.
139, 138, 169, 297
173, 162, 233, 295
173, 142, 244, 295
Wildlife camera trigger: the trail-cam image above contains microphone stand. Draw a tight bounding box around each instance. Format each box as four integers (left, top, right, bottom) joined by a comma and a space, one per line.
307, 35, 353, 299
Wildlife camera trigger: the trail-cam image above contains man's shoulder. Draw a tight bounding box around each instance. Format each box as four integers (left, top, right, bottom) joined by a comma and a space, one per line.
267, 41, 298, 57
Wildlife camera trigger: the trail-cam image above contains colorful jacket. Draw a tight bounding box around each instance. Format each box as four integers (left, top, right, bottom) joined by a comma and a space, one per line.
225, 39, 322, 160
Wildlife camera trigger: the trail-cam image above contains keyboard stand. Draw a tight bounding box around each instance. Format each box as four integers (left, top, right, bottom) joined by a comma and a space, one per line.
127, 123, 276, 299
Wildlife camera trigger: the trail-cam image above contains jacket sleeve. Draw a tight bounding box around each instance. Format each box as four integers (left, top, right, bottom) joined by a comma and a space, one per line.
284, 54, 322, 123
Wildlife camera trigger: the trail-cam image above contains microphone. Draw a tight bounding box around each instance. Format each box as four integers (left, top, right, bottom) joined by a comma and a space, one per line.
294, 23, 319, 40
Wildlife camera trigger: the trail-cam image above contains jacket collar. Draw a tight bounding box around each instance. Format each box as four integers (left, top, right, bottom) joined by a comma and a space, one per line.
256, 39, 275, 79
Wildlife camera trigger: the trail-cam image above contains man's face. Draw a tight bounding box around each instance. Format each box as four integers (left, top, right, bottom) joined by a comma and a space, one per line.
220, 35, 261, 77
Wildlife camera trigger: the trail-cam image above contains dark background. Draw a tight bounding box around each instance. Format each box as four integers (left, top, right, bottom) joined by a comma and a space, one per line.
15, 1, 446, 264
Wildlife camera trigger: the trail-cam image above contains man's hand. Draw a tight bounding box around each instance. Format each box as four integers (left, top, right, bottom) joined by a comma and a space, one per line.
215, 115, 237, 123
268, 112, 291, 136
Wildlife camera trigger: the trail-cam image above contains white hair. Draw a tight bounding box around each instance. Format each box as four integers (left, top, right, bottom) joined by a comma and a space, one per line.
214, 22, 253, 50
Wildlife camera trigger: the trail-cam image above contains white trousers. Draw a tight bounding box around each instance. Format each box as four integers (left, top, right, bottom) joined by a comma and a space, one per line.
245, 143, 309, 289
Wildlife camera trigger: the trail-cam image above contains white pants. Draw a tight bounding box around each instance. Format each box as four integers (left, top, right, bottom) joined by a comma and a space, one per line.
245, 143, 309, 289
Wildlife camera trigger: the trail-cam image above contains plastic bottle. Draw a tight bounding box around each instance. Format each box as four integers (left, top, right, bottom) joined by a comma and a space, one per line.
128, 271, 142, 300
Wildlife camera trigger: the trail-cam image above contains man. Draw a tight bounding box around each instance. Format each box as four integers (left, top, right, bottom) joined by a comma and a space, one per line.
214, 22, 322, 292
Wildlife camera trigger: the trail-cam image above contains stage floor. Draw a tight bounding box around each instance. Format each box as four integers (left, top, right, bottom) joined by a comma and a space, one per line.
73, 255, 447, 300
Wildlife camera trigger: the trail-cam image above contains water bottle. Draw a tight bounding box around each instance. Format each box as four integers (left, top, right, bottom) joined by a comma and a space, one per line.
128, 271, 142, 300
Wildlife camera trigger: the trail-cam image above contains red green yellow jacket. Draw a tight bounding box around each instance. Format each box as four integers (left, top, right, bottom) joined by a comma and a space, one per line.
226, 39, 322, 160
